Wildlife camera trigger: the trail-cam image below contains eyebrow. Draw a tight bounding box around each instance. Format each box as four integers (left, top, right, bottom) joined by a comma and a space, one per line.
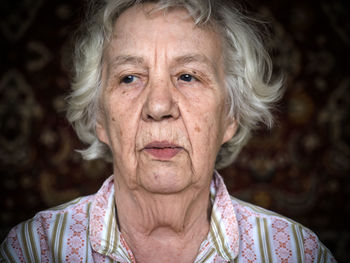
108, 55, 145, 68
173, 54, 215, 69
107, 53, 216, 72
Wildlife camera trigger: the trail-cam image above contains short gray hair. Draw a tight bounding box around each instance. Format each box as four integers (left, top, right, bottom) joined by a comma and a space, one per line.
66, 0, 283, 169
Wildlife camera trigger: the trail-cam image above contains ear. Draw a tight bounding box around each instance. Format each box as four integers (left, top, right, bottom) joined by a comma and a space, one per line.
222, 117, 238, 145
96, 117, 110, 146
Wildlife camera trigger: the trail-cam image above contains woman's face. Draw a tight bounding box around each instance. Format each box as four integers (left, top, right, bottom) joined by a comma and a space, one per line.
97, 4, 236, 194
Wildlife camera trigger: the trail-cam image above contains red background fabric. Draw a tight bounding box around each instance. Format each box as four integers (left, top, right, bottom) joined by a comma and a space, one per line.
0, 0, 349, 261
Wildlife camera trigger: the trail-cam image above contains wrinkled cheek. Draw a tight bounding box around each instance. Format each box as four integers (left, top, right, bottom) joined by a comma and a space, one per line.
106, 113, 136, 163
189, 123, 217, 177
110, 122, 140, 187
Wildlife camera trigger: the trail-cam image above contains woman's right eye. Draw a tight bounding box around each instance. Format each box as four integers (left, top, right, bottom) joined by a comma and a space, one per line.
120, 75, 137, 84
179, 74, 195, 82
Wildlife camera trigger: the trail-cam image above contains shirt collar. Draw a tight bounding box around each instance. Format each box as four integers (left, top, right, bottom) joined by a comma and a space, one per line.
88, 172, 240, 262
89, 175, 133, 262
207, 171, 240, 261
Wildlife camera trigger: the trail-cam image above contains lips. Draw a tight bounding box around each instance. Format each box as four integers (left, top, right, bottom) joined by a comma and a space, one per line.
143, 141, 183, 160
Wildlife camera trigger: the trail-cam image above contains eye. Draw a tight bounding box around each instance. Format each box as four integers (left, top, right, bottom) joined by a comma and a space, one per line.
179, 74, 196, 82
120, 75, 137, 84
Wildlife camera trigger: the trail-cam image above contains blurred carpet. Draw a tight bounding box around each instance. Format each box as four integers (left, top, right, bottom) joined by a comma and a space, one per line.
0, 0, 349, 261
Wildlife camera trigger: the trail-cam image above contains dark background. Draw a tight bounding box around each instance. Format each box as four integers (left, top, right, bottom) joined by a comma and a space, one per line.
0, 0, 349, 261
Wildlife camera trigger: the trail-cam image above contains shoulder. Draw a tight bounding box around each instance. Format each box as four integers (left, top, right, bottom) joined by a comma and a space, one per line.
230, 196, 337, 262
0, 195, 94, 263
31, 194, 94, 237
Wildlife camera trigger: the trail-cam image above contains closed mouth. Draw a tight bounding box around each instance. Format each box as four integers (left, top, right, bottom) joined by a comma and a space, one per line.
143, 141, 183, 159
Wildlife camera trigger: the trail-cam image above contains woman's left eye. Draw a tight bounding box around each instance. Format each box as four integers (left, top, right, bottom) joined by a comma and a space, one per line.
179, 74, 196, 82
121, 75, 137, 84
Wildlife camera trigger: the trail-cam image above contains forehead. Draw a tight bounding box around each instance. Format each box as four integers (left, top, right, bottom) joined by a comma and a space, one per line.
105, 4, 223, 64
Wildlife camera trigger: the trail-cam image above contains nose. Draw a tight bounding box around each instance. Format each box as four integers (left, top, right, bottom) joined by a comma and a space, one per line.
141, 78, 180, 122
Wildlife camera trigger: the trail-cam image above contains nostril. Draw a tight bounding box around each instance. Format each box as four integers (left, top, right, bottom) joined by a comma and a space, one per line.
163, 115, 172, 119
142, 95, 180, 121
147, 114, 173, 120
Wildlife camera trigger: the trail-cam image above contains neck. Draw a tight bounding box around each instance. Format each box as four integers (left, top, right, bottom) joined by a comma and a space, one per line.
114, 176, 212, 262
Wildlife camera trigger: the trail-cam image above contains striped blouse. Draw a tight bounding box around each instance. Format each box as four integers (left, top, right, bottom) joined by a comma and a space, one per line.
0, 172, 336, 262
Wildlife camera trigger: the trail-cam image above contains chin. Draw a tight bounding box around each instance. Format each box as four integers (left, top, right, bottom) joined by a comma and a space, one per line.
139, 169, 193, 194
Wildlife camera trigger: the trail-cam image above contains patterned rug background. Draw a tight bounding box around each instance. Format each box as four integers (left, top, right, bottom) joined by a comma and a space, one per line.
1, 0, 349, 261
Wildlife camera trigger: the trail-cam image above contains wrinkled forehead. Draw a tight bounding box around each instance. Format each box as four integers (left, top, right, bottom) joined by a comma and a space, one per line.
104, 3, 223, 66
113, 4, 191, 39
112, 2, 212, 32
111, 3, 216, 41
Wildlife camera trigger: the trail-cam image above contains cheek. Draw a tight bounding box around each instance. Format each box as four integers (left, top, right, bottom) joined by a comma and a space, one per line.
186, 115, 221, 178
186, 100, 224, 154
104, 99, 137, 152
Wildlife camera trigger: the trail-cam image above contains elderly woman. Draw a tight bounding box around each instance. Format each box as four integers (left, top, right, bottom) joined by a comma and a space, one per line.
1, 0, 335, 262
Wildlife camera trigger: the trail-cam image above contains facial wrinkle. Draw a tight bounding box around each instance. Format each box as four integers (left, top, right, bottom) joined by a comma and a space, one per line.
136, 122, 189, 151
176, 100, 196, 178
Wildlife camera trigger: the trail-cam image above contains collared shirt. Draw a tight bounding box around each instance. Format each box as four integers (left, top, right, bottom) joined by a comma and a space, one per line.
0, 172, 336, 263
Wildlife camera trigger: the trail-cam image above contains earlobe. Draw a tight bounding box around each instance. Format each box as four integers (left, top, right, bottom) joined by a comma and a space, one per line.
222, 118, 238, 144
96, 120, 109, 146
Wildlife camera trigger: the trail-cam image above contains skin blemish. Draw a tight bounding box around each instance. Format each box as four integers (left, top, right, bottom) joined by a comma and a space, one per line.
195, 126, 201, 132
112, 117, 116, 121
122, 91, 126, 94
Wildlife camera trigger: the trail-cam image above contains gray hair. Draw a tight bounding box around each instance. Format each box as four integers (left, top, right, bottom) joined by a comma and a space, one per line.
66, 0, 283, 169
